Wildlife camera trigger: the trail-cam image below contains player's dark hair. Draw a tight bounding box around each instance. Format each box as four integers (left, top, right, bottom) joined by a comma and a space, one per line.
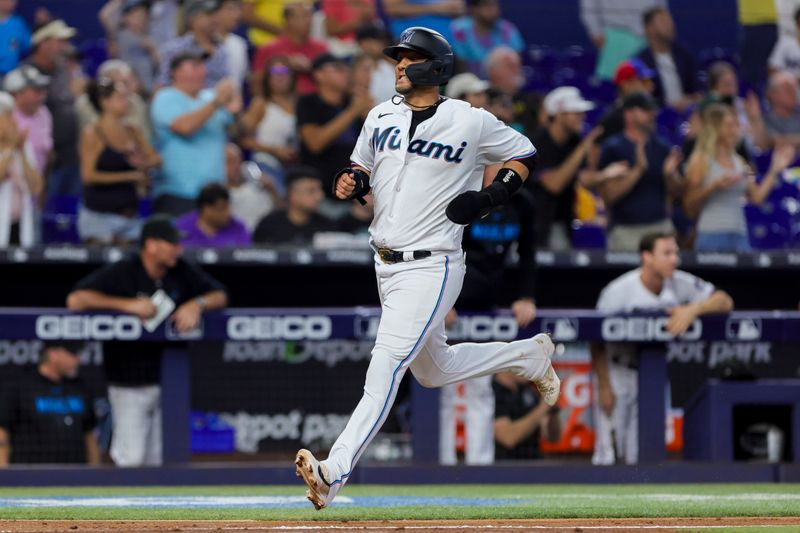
642, 6, 667, 28
639, 231, 676, 254
197, 182, 230, 209
795, 6, 800, 26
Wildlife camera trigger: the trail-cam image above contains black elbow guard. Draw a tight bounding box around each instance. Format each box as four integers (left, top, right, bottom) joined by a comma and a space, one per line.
333, 166, 371, 205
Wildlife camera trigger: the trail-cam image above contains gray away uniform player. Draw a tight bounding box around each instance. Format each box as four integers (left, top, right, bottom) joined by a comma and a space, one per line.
294, 27, 560, 510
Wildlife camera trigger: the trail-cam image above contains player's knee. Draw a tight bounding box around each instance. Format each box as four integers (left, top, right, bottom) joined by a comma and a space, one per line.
411, 368, 445, 388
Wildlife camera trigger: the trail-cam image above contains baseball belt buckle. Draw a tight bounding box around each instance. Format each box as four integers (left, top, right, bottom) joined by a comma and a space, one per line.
378, 247, 396, 264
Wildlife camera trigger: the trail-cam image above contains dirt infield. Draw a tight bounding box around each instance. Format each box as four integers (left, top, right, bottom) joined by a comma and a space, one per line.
2, 517, 800, 532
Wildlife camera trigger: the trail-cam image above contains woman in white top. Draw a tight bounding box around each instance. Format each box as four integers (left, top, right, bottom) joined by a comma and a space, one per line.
241, 56, 299, 185
0, 92, 43, 247
684, 103, 795, 251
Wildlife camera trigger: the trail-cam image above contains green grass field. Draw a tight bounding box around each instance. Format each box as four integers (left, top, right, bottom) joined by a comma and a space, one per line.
0, 484, 799, 521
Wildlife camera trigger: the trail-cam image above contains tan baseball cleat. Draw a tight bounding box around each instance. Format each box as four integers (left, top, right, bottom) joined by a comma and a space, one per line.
295, 449, 332, 510
531, 333, 560, 406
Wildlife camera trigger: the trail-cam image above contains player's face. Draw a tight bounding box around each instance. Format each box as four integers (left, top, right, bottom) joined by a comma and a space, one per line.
646, 237, 680, 279
394, 49, 428, 95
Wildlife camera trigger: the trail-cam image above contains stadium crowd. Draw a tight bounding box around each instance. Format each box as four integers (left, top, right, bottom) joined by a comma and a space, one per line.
1, 0, 800, 468
0, 0, 798, 251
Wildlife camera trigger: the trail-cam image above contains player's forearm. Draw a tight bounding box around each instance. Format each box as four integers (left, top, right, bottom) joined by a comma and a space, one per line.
495, 406, 547, 449
85, 432, 101, 466
501, 160, 530, 181
66, 290, 137, 314
590, 342, 612, 388
0, 428, 10, 466
693, 291, 734, 316
199, 290, 228, 311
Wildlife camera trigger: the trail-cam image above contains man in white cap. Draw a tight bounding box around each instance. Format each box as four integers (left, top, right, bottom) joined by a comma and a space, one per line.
4, 65, 52, 176
528, 86, 601, 250
25, 19, 79, 197
445, 72, 489, 109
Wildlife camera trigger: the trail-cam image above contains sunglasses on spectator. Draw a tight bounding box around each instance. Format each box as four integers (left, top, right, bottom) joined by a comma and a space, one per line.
270, 65, 291, 74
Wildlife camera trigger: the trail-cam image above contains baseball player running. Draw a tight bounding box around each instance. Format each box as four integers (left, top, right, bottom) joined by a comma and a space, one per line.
295, 27, 559, 510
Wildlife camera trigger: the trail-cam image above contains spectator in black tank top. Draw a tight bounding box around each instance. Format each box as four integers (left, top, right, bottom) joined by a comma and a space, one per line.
78, 77, 161, 244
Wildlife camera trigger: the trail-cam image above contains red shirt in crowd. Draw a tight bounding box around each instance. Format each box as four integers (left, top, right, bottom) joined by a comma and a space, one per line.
252, 36, 329, 95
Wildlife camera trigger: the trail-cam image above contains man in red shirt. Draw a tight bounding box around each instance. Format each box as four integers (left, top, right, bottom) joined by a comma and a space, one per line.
251, 2, 327, 95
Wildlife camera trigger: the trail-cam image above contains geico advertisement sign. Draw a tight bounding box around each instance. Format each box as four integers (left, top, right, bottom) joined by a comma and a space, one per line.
227, 316, 332, 340
447, 316, 518, 341
36, 315, 142, 340
601, 317, 702, 341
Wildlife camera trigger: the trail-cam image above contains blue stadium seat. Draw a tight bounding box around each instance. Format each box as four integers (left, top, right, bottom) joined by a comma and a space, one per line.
746, 203, 790, 250
42, 195, 80, 244
78, 38, 109, 78
571, 221, 606, 249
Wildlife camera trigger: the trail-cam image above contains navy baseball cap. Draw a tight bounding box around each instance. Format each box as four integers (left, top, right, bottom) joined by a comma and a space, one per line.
140, 215, 183, 246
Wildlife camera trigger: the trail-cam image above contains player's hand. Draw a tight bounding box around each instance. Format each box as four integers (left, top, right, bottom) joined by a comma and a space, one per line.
666, 304, 698, 336
511, 298, 536, 327
127, 297, 157, 320
172, 299, 202, 333
335, 171, 357, 200
599, 381, 615, 417
444, 307, 458, 329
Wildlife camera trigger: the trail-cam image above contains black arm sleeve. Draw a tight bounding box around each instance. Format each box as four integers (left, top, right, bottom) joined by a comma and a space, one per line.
513, 190, 538, 300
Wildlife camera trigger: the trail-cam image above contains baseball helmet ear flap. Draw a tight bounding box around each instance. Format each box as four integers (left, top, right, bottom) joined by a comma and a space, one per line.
405, 56, 454, 86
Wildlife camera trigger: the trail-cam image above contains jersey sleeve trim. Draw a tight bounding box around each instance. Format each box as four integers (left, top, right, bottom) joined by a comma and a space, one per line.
508, 148, 538, 161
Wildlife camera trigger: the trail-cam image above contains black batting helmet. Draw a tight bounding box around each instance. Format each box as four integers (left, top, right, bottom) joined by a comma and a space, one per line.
383, 26, 454, 86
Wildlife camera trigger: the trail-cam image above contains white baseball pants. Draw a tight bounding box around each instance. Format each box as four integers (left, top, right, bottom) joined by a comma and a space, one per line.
591, 363, 638, 465
108, 384, 163, 467
439, 376, 495, 465
322, 252, 552, 499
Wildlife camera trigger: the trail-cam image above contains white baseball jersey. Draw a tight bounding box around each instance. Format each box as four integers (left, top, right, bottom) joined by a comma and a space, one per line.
350, 98, 536, 252
597, 268, 715, 314
592, 268, 714, 465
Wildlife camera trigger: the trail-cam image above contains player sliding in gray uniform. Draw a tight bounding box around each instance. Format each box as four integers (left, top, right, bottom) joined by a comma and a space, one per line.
295, 27, 559, 510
